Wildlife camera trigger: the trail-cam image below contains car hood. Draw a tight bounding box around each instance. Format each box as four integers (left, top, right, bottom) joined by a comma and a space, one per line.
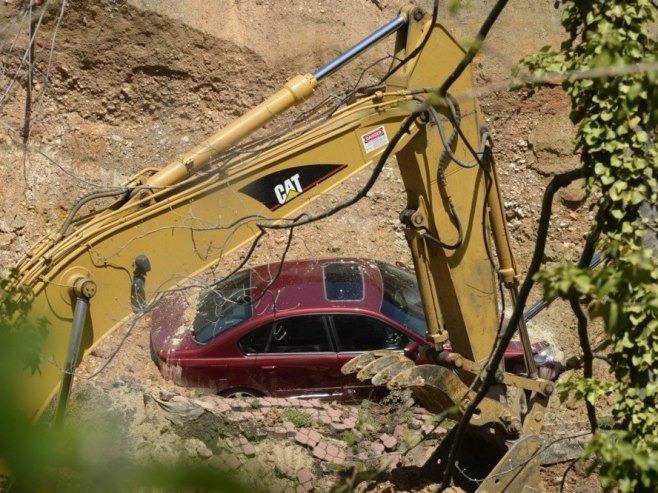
150, 294, 200, 356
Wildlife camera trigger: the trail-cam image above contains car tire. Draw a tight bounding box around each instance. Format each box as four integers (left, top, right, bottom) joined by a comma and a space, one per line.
219, 387, 264, 399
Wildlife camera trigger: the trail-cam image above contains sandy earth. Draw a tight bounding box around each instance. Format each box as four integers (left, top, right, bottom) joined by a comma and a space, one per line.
0, 1, 608, 491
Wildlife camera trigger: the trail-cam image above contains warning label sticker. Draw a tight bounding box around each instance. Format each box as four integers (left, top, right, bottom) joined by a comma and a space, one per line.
361, 126, 389, 154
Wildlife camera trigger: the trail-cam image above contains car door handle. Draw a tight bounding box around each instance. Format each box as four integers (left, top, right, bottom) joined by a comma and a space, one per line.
260, 365, 277, 371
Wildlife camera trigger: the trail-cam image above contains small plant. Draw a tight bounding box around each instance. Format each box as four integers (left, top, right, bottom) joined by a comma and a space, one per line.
403, 431, 421, 448
342, 430, 358, 448
380, 388, 406, 406
280, 408, 314, 428
356, 403, 384, 437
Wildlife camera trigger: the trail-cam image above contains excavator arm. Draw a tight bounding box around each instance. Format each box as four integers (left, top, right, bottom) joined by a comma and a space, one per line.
13, 3, 423, 420
13, 5, 550, 490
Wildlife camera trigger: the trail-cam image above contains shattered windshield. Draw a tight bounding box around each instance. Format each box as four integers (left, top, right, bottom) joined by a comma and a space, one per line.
193, 270, 253, 343
376, 261, 427, 338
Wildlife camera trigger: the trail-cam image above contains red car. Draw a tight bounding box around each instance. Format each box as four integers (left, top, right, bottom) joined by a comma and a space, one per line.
150, 258, 556, 399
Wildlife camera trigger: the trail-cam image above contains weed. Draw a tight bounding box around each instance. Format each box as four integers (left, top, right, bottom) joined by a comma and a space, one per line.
356, 402, 384, 437
343, 430, 358, 448
380, 388, 405, 406
403, 431, 421, 448
280, 408, 314, 428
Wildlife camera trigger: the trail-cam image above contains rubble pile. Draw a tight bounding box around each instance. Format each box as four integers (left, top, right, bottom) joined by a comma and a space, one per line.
67, 379, 448, 492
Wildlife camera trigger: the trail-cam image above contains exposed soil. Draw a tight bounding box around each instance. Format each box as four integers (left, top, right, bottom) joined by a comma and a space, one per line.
1, 1, 607, 491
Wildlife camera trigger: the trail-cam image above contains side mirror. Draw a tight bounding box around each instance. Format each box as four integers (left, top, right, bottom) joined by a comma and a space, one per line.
404, 341, 419, 360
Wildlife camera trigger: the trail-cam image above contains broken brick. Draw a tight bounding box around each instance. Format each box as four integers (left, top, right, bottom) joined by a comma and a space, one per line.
371, 442, 385, 454
295, 429, 309, 446
297, 467, 314, 487
380, 434, 398, 451
330, 421, 349, 432
283, 421, 296, 431
312, 445, 327, 460
383, 453, 401, 470
215, 451, 242, 471
241, 441, 256, 457
307, 429, 321, 448
272, 426, 288, 439
325, 443, 346, 464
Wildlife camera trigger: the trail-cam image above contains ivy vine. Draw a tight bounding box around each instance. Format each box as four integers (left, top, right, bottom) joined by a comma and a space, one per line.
524, 1, 658, 491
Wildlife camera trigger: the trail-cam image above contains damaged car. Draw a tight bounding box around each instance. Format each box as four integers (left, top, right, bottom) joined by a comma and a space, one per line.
150, 258, 559, 399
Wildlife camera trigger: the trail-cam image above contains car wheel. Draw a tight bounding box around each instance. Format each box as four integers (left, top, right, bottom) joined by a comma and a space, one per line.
219, 387, 264, 399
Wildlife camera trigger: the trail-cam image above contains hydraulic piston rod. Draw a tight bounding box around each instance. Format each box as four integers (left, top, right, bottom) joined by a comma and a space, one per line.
312, 14, 408, 81
55, 276, 96, 425
144, 9, 410, 190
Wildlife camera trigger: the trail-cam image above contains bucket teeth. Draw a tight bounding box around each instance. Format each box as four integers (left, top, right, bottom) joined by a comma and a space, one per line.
343, 352, 519, 429
341, 350, 394, 375
387, 364, 455, 387
343, 353, 466, 416
356, 353, 406, 381
371, 358, 415, 387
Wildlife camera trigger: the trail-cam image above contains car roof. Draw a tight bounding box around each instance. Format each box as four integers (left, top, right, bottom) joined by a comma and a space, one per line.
248, 258, 385, 317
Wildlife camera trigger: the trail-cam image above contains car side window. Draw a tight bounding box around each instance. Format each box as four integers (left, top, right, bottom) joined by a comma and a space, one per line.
238, 317, 332, 354
267, 316, 332, 353
238, 324, 271, 354
333, 315, 410, 352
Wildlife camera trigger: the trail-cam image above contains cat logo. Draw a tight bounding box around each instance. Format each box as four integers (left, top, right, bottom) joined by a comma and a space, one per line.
239, 164, 347, 211
274, 173, 303, 205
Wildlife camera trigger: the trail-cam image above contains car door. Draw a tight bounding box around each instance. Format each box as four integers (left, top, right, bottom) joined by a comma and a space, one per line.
331, 314, 412, 399
181, 349, 258, 392
249, 315, 342, 399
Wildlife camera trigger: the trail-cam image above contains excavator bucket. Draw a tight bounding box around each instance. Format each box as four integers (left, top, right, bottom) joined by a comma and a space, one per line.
342, 354, 544, 492
386, 364, 467, 417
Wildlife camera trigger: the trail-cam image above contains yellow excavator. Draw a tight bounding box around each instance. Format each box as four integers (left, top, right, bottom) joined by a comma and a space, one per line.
11, 4, 557, 491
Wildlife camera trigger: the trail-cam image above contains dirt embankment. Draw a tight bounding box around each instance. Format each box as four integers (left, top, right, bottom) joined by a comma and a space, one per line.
1, 1, 604, 491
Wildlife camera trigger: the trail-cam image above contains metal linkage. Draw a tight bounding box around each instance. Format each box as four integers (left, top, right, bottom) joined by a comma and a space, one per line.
55, 276, 96, 425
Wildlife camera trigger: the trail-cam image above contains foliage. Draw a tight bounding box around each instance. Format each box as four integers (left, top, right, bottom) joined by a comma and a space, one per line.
0, 269, 50, 380
0, 271, 251, 492
402, 431, 421, 448
356, 402, 384, 438
557, 376, 613, 407
524, 1, 658, 490
379, 388, 408, 406
342, 430, 359, 449
280, 408, 314, 428
586, 430, 658, 492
